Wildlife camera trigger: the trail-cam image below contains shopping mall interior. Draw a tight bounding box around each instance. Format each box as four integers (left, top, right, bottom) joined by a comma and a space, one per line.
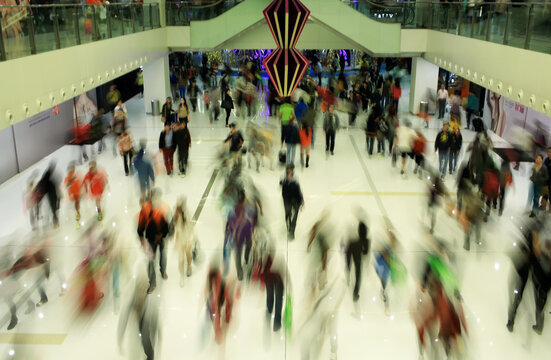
0, 0, 551, 359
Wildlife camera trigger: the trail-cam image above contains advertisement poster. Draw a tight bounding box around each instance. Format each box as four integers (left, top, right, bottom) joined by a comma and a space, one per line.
482, 90, 550, 149
73, 90, 98, 125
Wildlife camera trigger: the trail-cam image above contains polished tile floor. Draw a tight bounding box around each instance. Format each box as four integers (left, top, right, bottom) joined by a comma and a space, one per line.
0, 81, 547, 360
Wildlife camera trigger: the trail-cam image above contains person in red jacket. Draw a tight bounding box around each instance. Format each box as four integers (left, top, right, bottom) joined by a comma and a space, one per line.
83, 160, 108, 221
299, 122, 312, 168
64, 163, 83, 227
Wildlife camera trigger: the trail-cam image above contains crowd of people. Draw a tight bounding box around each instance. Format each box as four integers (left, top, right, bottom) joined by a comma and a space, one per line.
3, 52, 551, 360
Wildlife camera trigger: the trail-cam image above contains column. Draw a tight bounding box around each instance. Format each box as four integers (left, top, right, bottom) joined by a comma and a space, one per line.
409, 57, 439, 115
143, 54, 171, 115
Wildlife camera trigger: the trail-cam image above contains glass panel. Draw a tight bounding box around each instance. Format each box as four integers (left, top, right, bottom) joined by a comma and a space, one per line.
2, 6, 33, 59
34, 6, 57, 54
121, 5, 133, 34
58, 6, 79, 48
79, 5, 95, 45
528, 4, 551, 53
507, 4, 529, 48
152, 4, 160, 28
110, 6, 124, 38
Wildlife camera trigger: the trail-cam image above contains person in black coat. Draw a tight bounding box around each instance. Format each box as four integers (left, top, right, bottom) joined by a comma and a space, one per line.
161, 97, 175, 125
174, 121, 191, 175
280, 164, 304, 240
435, 121, 451, 178
449, 127, 463, 174
35, 163, 60, 227
222, 89, 234, 127
345, 220, 370, 301
365, 101, 381, 156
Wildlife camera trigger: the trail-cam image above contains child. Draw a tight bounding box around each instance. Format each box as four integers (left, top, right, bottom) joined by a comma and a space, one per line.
203, 90, 210, 111
299, 122, 312, 168
83, 161, 108, 221
64, 163, 83, 228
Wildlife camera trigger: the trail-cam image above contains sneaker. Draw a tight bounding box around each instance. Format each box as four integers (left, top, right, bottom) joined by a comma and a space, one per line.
186, 268, 192, 277
147, 284, 156, 294
76, 214, 81, 221
36, 298, 48, 307
400, 169, 404, 175
532, 324, 543, 335
331, 151, 334, 156
162, 272, 168, 280
7, 317, 17, 331
97, 213, 103, 221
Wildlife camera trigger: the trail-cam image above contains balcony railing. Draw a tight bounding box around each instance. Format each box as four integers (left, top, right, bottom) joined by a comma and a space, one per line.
166, 0, 244, 26
342, 0, 551, 54
0, 3, 161, 62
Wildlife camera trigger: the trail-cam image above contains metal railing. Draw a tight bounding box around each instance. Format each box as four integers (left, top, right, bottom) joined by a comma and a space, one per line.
342, 0, 551, 54
0, 3, 161, 62
166, 0, 244, 26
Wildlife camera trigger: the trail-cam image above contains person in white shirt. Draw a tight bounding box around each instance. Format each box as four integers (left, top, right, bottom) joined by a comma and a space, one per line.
437, 84, 449, 120
396, 119, 418, 175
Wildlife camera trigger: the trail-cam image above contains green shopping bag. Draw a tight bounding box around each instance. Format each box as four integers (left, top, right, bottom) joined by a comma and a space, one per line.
283, 294, 293, 336
427, 254, 458, 295
390, 255, 407, 285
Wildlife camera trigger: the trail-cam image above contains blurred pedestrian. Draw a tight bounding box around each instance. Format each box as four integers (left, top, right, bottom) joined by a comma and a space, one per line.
323, 104, 339, 155
280, 164, 304, 240
158, 124, 176, 176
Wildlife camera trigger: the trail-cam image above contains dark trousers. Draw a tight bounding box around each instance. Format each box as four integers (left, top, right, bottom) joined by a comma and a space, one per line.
284, 201, 300, 236
139, 310, 157, 360
122, 150, 133, 175
234, 237, 252, 281
178, 147, 189, 173
325, 130, 335, 152
508, 264, 530, 325
148, 239, 167, 287
225, 108, 231, 125
438, 99, 447, 119
45, 191, 59, 226
190, 97, 197, 112
366, 135, 375, 155
346, 249, 362, 298
266, 275, 284, 330
466, 109, 475, 129
532, 266, 551, 330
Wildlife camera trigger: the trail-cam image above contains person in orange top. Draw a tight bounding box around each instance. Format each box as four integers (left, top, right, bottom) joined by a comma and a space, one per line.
64, 163, 83, 227
83, 160, 108, 221
299, 122, 312, 168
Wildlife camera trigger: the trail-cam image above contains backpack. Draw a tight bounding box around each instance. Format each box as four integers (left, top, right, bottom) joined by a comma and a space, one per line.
412, 133, 427, 155
378, 118, 389, 134
482, 170, 499, 199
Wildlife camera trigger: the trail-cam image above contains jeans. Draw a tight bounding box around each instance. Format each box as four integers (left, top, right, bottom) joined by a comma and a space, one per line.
286, 143, 296, 165
147, 238, 167, 287
234, 237, 252, 280
438, 150, 449, 176
449, 151, 459, 173
178, 86, 186, 99
377, 138, 385, 154
530, 184, 544, 211
284, 200, 300, 236
325, 130, 336, 152
438, 99, 446, 119
366, 136, 375, 155
178, 147, 189, 173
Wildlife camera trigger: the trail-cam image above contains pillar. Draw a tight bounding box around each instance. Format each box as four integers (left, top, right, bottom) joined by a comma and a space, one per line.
409, 57, 439, 115
143, 54, 171, 115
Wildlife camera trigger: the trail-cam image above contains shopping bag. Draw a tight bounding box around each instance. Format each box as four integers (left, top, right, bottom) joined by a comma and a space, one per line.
283, 293, 293, 335
390, 255, 407, 285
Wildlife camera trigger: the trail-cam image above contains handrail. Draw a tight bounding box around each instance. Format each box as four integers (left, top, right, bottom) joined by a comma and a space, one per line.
165, 0, 244, 25
166, 0, 241, 9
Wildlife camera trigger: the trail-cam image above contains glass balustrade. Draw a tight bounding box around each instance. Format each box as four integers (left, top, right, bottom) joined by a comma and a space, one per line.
341, 0, 551, 54
0, 3, 161, 62
166, 0, 244, 26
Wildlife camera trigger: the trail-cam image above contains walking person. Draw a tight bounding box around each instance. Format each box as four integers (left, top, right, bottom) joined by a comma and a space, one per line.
466, 91, 478, 129
158, 124, 176, 176
530, 222, 551, 334
386, 105, 398, 157
299, 121, 312, 168
137, 188, 170, 294
35, 163, 60, 227
280, 164, 304, 240
286, 118, 299, 166
323, 104, 340, 156
83, 160, 108, 221
435, 121, 452, 178
437, 84, 449, 120
188, 79, 201, 112
345, 220, 370, 301
391, 78, 402, 109
279, 97, 295, 149
366, 101, 381, 156
449, 127, 463, 174
161, 97, 175, 125
172, 198, 197, 285
177, 98, 189, 125
118, 128, 133, 176
174, 121, 191, 176
222, 89, 234, 127
395, 119, 417, 175
133, 141, 155, 205
64, 163, 83, 228
529, 154, 548, 217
